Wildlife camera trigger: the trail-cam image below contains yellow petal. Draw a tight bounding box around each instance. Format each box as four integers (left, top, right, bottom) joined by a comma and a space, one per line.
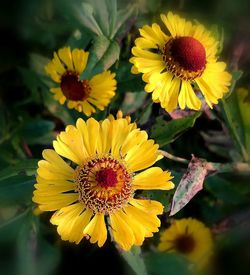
37, 159, 73, 181
97, 119, 112, 154
110, 119, 133, 158
119, 209, 146, 245
178, 81, 201, 110
130, 199, 164, 215
125, 204, 161, 232
86, 118, 100, 156
53, 125, 89, 165
72, 208, 92, 244
124, 204, 160, 237
33, 193, 78, 211
80, 101, 96, 116
51, 203, 84, 242
125, 140, 160, 172
52, 52, 66, 74
161, 77, 180, 112
58, 47, 74, 70
110, 210, 135, 251
42, 149, 74, 175
72, 49, 89, 74
133, 167, 174, 190
83, 214, 107, 247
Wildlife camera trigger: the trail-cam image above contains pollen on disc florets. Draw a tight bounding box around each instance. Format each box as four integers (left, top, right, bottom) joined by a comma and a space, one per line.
75, 155, 134, 214
60, 71, 91, 101
162, 36, 206, 81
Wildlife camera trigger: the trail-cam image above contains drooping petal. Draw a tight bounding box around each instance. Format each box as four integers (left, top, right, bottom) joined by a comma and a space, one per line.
83, 214, 107, 247
110, 210, 135, 251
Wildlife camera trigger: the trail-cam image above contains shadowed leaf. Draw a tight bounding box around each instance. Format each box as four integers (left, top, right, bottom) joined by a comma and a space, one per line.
81, 35, 120, 79
120, 246, 148, 275
151, 112, 201, 147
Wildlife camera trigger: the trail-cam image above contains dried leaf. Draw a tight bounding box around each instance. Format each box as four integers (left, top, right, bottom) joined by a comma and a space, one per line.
170, 156, 210, 216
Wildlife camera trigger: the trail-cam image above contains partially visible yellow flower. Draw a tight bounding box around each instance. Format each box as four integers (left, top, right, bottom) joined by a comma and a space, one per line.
33, 113, 174, 251
45, 47, 116, 116
158, 218, 213, 267
130, 12, 232, 112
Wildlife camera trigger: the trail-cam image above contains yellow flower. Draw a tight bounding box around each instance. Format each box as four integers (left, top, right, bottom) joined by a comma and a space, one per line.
33, 112, 174, 251
45, 47, 116, 116
130, 12, 232, 112
158, 218, 213, 266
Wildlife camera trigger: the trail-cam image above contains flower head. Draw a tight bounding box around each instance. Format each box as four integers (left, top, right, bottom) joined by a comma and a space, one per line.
158, 218, 213, 266
45, 47, 116, 116
130, 12, 232, 112
33, 112, 174, 250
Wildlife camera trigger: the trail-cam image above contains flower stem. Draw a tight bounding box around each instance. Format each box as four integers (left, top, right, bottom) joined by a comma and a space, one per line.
159, 150, 250, 174
158, 150, 189, 164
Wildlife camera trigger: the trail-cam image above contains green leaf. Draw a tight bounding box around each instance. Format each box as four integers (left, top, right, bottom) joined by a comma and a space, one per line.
66, 29, 92, 49
0, 159, 38, 181
29, 53, 50, 76
121, 92, 147, 114
210, 25, 224, 55
151, 112, 201, 147
236, 87, 250, 157
18, 68, 43, 104
16, 213, 60, 275
120, 246, 148, 275
60, 1, 103, 36
205, 175, 250, 204
86, 0, 110, 37
21, 119, 55, 145
220, 71, 249, 161
117, 62, 145, 93
43, 91, 75, 125
108, 0, 118, 38
81, 35, 120, 79
0, 208, 30, 243
145, 252, 190, 275
111, 3, 137, 39
0, 175, 35, 206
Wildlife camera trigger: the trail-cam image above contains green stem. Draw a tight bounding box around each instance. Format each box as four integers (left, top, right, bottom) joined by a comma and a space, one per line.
159, 150, 250, 174
207, 161, 250, 174
158, 150, 189, 164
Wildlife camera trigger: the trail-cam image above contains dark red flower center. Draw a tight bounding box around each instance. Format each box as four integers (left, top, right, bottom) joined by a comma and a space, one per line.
170, 36, 206, 72
96, 168, 118, 189
175, 235, 196, 254
60, 72, 90, 101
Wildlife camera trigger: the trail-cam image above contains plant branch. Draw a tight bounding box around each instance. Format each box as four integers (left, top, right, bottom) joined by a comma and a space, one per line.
159, 150, 250, 174
158, 150, 189, 164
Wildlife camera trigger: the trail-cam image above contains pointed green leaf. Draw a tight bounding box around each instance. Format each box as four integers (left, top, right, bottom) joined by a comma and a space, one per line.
0, 159, 38, 181
120, 246, 148, 275
0, 175, 35, 206
151, 112, 201, 147
16, 213, 60, 275
81, 35, 120, 79
221, 70, 248, 161
145, 252, 190, 275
